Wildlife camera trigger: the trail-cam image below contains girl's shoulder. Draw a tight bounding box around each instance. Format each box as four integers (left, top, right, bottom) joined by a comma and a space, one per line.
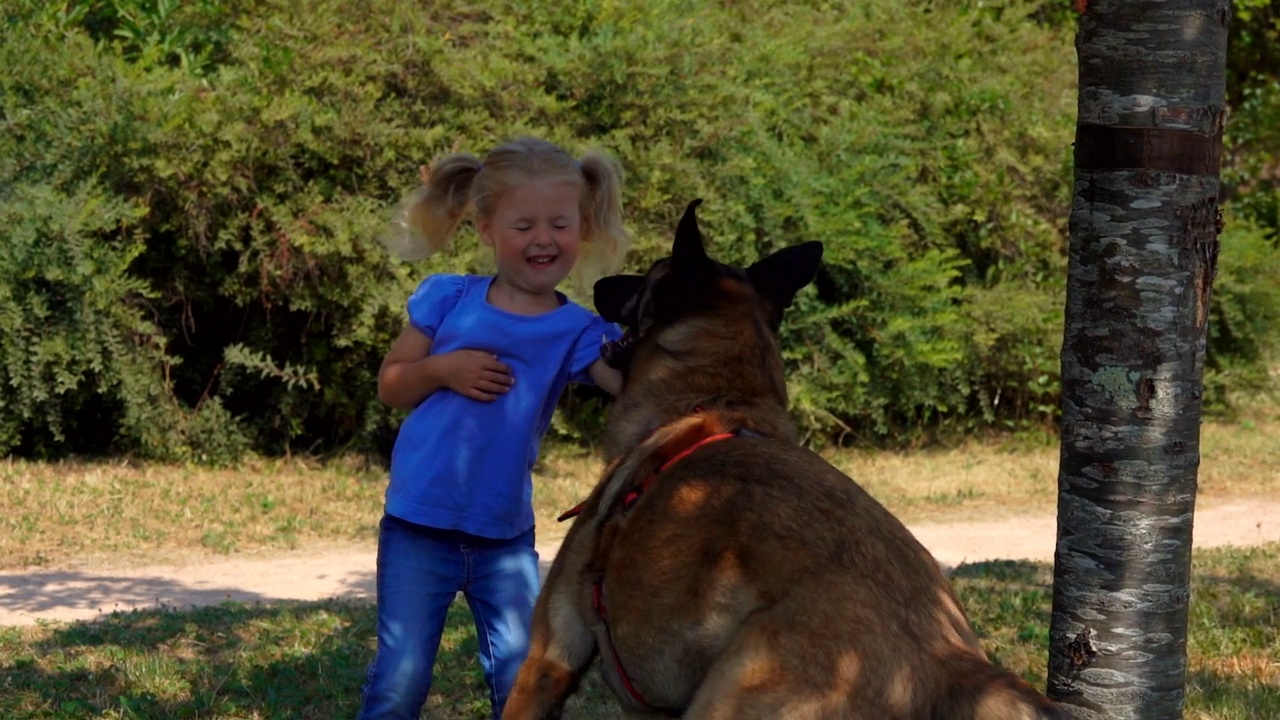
548, 298, 623, 349
406, 274, 489, 336
408, 273, 493, 305
410, 272, 487, 294
550, 293, 610, 328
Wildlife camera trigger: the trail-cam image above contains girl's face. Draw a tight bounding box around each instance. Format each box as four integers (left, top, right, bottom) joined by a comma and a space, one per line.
478, 179, 583, 300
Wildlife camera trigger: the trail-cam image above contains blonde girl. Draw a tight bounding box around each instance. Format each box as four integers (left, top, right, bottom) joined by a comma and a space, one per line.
357, 136, 630, 720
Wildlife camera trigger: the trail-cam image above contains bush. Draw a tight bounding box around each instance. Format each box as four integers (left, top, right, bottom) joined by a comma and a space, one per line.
1224, 0, 1280, 239
526, 0, 1080, 440
1204, 216, 1280, 412
0, 21, 179, 457
2, 0, 1276, 460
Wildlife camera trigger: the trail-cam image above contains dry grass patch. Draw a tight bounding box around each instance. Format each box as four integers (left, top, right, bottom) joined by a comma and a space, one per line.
3, 416, 1276, 571
827, 417, 1279, 524
0, 457, 386, 570
1197, 419, 1280, 498
539, 417, 1280, 527
537, 436, 1061, 526
823, 441, 1060, 524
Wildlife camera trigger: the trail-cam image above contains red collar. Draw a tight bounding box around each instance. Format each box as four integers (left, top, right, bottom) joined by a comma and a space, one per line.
556, 426, 753, 522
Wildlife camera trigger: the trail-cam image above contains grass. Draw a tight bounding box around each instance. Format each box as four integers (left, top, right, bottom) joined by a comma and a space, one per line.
952, 544, 1280, 720
819, 415, 1280, 524
0, 457, 388, 570
0, 544, 1275, 719
1, 413, 1276, 717
4, 416, 1277, 570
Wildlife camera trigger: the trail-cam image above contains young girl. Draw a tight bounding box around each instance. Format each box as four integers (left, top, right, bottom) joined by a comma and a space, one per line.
358, 136, 630, 720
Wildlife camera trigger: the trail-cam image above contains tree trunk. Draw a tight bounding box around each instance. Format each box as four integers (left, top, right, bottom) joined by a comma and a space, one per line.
1046, 1, 1230, 719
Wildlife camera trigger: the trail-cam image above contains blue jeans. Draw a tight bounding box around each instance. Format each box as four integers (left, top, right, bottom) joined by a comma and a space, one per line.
356, 514, 540, 720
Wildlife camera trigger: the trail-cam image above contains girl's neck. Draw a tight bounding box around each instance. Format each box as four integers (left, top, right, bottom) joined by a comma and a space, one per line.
486, 276, 564, 316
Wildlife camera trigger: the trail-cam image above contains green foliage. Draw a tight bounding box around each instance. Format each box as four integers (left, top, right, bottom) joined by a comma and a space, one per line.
525, 0, 1080, 441
1224, 77, 1280, 238
1, 0, 1276, 459
0, 180, 159, 456
960, 282, 1064, 430
11, 0, 238, 74
178, 396, 253, 466
0, 20, 184, 457
1204, 216, 1280, 412
1224, 1, 1280, 239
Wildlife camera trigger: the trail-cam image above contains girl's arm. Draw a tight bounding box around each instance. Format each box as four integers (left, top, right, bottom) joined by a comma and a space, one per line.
587, 358, 623, 397
378, 325, 514, 409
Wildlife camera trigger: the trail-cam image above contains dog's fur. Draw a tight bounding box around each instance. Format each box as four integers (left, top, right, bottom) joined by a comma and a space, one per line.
502, 200, 1068, 720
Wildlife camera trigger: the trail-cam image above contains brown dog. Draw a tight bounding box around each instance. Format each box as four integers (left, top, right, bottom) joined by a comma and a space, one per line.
502, 200, 1067, 719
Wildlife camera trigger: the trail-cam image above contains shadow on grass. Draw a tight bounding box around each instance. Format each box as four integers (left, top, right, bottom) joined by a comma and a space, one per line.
948, 549, 1279, 720
1190, 544, 1280, 631
950, 558, 1046, 583
0, 547, 1274, 719
0, 595, 620, 720
1, 599, 378, 719
1187, 667, 1280, 720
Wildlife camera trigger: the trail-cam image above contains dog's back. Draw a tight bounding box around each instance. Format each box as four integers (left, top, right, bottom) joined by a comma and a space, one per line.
602, 435, 1059, 719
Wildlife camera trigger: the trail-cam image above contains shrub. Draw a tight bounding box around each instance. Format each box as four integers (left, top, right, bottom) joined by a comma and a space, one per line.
3, 0, 1276, 460
1204, 216, 1280, 412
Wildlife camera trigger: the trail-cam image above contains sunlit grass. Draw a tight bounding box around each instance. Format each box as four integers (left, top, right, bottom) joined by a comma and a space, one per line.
3, 415, 1277, 570
0, 457, 387, 570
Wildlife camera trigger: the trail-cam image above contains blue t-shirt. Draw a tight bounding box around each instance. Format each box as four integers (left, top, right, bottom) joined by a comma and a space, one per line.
386, 273, 622, 539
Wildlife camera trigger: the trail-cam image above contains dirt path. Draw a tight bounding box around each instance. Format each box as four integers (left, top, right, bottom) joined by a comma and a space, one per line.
3, 499, 1278, 627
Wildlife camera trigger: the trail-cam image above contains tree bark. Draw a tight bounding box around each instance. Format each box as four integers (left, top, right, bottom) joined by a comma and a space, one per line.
1046, 1, 1229, 719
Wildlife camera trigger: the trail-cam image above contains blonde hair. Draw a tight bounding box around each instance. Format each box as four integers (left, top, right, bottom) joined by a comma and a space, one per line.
383, 136, 631, 290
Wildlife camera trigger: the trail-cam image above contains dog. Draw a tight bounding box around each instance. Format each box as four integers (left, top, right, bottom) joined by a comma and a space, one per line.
502, 199, 1068, 719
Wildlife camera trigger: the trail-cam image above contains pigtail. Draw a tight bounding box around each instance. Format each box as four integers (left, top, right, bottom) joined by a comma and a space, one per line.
381, 153, 482, 261
573, 149, 633, 290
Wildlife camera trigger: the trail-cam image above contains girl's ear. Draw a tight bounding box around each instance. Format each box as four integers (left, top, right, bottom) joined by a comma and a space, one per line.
475, 215, 495, 247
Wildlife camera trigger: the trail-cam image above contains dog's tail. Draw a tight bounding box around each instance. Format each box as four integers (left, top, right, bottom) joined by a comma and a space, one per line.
937, 654, 1071, 720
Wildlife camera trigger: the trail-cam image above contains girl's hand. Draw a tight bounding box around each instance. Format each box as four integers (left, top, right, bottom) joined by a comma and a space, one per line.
378, 326, 513, 408
437, 350, 515, 402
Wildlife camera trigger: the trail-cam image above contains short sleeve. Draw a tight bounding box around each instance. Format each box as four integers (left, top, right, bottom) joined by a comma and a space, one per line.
406, 274, 466, 338
568, 315, 624, 384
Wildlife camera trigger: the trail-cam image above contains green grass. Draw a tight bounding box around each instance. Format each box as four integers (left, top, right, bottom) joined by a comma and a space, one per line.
2, 412, 1277, 717
0, 597, 618, 719
2, 544, 1275, 719
954, 544, 1280, 720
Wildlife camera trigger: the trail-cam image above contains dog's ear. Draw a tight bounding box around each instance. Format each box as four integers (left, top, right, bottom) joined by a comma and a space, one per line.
671, 198, 716, 290
746, 241, 825, 326
594, 274, 646, 325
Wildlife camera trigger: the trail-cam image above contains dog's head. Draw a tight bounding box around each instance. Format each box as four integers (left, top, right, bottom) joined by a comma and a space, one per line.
593, 198, 823, 374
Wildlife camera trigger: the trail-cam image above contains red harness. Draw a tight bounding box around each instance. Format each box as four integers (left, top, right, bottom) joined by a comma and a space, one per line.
591, 578, 661, 710
556, 430, 738, 522
556, 424, 758, 713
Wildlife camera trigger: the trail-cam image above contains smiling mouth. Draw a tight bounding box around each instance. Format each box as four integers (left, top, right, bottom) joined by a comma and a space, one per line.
527, 255, 558, 268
